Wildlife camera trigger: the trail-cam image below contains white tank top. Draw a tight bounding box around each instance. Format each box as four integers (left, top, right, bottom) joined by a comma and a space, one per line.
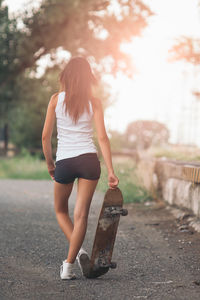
55, 91, 97, 162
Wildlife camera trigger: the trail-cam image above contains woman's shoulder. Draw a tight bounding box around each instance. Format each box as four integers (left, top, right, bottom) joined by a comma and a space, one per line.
49, 92, 59, 109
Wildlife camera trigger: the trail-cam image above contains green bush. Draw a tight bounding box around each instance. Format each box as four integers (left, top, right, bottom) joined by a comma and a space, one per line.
0, 153, 50, 180
97, 161, 153, 203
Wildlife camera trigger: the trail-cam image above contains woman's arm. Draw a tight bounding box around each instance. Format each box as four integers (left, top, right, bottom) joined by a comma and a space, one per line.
42, 93, 58, 180
92, 97, 119, 189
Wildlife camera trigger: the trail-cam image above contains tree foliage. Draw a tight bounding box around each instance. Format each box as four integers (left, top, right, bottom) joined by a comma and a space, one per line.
169, 37, 200, 65
8, 66, 60, 154
0, 1, 21, 124
169, 1, 200, 101
0, 0, 153, 153
125, 120, 169, 150
169, 1, 200, 65
2, 0, 153, 87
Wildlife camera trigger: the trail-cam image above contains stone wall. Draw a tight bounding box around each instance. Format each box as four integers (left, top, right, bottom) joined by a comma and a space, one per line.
137, 156, 200, 217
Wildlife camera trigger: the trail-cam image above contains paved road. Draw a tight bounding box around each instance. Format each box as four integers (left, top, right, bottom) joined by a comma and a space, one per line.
0, 179, 200, 300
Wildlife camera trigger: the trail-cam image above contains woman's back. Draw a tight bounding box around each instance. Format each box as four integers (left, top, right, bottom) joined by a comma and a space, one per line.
55, 91, 97, 162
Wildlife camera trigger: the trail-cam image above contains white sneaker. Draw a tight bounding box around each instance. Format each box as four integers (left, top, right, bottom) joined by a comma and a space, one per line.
76, 248, 90, 276
60, 261, 76, 280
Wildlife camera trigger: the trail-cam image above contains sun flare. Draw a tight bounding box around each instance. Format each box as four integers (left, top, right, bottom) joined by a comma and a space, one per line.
104, 34, 176, 131
104, 0, 200, 147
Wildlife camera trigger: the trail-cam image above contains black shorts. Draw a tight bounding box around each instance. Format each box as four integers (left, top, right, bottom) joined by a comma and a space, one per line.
54, 152, 101, 184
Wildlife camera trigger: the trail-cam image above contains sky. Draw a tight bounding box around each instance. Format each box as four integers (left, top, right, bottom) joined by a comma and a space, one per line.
4, 0, 200, 146
104, 0, 200, 146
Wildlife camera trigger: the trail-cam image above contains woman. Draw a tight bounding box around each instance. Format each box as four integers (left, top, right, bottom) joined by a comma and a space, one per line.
42, 56, 119, 280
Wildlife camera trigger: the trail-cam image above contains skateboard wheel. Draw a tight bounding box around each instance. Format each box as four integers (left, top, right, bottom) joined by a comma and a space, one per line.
122, 209, 128, 216
110, 262, 117, 269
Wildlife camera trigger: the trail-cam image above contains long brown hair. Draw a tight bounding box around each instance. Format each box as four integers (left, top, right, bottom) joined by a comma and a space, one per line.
59, 56, 97, 123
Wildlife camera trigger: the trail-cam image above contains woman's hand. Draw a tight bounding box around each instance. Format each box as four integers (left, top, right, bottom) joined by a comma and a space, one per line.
48, 163, 55, 181
108, 172, 119, 189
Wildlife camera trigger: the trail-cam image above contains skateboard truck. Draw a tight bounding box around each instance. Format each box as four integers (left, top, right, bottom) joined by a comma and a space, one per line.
99, 261, 117, 269
95, 249, 118, 270
94, 256, 117, 269
103, 206, 128, 217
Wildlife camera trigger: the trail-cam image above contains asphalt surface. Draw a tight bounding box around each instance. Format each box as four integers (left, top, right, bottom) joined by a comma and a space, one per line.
0, 179, 200, 300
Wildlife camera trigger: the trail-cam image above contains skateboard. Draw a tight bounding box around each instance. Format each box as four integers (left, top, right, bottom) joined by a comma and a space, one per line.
81, 187, 128, 278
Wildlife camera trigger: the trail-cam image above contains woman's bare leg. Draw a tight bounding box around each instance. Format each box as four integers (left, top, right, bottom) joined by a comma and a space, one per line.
66, 178, 98, 263
54, 181, 74, 242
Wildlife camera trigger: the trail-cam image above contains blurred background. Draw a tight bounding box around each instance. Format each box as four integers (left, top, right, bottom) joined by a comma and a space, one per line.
0, 0, 200, 201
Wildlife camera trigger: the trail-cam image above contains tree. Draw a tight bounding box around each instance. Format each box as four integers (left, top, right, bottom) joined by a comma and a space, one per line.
1, 0, 153, 89
8, 65, 60, 154
169, 1, 200, 100
169, 37, 200, 65
0, 0, 153, 153
125, 120, 169, 150
0, 1, 22, 152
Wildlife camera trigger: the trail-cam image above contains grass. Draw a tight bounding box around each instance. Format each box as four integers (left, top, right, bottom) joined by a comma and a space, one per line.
148, 145, 200, 162
0, 152, 152, 203
97, 159, 153, 203
0, 151, 50, 180
154, 150, 200, 161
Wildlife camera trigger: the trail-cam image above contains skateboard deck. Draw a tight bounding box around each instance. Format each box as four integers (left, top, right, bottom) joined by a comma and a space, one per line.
82, 187, 128, 278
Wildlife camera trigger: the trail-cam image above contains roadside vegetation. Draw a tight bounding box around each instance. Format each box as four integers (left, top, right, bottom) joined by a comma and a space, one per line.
0, 151, 152, 204
0, 150, 48, 180
147, 145, 200, 162
97, 159, 153, 203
